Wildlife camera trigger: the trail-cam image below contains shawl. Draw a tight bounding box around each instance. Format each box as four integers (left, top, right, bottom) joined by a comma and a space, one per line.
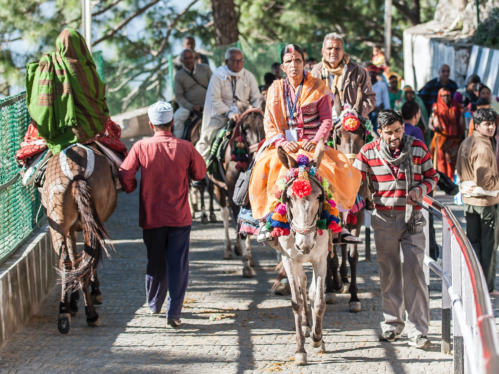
434, 88, 462, 137
264, 72, 332, 140
378, 135, 418, 232
321, 53, 350, 102
26, 28, 109, 155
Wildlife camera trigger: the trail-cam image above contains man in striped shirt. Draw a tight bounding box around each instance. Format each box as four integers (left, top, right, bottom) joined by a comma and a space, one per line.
353, 109, 439, 350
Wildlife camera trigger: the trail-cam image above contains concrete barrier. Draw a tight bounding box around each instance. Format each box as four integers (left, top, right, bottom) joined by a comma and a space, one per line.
112, 107, 153, 139
0, 224, 56, 347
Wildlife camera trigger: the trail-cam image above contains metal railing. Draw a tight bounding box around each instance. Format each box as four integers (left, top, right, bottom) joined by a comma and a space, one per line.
421, 196, 499, 374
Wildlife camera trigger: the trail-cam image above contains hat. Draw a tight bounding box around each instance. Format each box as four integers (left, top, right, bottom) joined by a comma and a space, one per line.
148, 101, 173, 125
367, 65, 379, 73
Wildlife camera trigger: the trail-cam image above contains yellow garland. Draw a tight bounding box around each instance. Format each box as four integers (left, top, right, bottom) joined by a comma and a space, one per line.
269, 200, 279, 212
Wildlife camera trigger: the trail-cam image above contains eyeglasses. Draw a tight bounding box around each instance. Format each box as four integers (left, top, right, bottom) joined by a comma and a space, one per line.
229, 58, 245, 65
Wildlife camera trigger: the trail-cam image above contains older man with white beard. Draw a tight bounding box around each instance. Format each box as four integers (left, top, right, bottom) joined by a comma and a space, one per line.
196, 47, 261, 159
311, 33, 376, 118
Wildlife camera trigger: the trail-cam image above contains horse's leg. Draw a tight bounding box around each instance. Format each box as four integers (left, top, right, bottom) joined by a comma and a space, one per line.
340, 243, 350, 293
310, 256, 327, 352
348, 213, 363, 313
246, 236, 254, 267
67, 231, 79, 317
232, 205, 243, 256
298, 265, 311, 338
78, 245, 101, 327
241, 235, 254, 278
91, 272, 102, 305
208, 180, 217, 222
200, 184, 208, 224
327, 245, 343, 293
52, 228, 71, 334
325, 243, 337, 304
216, 187, 232, 259
282, 257, 307, 365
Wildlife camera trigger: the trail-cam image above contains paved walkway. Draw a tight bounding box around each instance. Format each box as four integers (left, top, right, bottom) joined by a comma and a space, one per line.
1, 147, 498, 372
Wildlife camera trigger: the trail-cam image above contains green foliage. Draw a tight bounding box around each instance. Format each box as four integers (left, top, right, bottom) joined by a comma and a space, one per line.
474, 8, 499, 48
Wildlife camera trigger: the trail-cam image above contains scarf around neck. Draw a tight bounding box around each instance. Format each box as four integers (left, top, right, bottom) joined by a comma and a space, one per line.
321, 53, 350, 103
378, 135, 419, 233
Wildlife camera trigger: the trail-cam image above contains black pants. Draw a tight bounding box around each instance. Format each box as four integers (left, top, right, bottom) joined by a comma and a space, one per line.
143, 225, 191, 319
464, 204, 499, 293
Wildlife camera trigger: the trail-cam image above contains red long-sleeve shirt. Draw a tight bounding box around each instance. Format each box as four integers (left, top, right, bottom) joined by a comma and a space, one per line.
119, 131, 206, 229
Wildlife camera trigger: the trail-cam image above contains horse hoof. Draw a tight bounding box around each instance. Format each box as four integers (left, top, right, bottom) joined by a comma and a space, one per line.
87, 317, 101, 327
234, 243, 242, 257
243, 267, 254, 278
302, 326, 311, 338
349, 301, 361, 313
224, 251, 233, 260
295, 352, 307, 366
312, 341, 326, 353
325, 293, 336, 304
201, 214, 209, 224
210, 213, 217, 223
57, 313, 71, 334
91, 293, 103, 305
311, 337, 323, 348
342, 283, 350, 294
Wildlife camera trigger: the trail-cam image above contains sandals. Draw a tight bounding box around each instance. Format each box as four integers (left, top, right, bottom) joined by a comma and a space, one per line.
333, 228, 363, 244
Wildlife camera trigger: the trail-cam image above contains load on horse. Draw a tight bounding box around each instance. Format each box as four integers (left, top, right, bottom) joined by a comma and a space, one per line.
17, 28, 127, 334
242, 44, 363, 364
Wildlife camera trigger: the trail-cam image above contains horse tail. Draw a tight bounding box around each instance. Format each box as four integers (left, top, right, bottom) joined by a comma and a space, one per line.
271, 260, 287, 293
61, 177, 112, 288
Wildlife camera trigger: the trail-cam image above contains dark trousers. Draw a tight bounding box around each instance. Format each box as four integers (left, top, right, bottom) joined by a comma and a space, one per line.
464, 204, 499, 292
143, 225, 191, 319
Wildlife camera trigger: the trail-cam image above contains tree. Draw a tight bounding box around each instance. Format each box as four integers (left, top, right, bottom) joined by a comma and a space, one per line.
0, 0, 204, 112
211, 0, 239, 45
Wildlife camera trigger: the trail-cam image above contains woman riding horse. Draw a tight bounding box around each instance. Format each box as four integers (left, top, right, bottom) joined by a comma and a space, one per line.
249, 44, 362, 240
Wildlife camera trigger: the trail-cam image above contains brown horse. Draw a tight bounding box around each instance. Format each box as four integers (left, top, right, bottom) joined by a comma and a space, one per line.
185, 112, 216, 224
211, 102, 265, 277
41, 143, 117, 334
325, 82, 377, 313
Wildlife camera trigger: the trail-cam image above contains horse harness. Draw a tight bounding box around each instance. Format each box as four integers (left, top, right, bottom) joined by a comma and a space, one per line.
281, 174, 325, 239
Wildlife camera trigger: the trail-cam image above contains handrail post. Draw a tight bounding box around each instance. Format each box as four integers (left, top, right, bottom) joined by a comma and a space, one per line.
451, 233, 464, 373
442, 220, 452, 354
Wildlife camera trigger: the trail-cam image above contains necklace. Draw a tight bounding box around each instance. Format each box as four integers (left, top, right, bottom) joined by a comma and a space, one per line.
285, 77, 304, 128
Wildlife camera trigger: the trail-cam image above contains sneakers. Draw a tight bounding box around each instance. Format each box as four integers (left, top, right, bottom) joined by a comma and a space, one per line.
409, 335, 432, 350
167, 318, 181, 327
379, 330, 399, 342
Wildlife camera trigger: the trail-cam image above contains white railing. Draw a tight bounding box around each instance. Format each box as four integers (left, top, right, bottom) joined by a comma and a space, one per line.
420, 196, 499, 374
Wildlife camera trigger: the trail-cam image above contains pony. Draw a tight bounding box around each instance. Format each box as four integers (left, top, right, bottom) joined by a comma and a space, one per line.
268, 140, 328, 365
41, 144, 117, 334
326, 72, 377, 313
210, 101, 265, 277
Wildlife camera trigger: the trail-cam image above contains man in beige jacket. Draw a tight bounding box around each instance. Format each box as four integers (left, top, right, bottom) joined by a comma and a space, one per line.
457, 108, 499, 295
311, 33, 376, 118
173, 49, 212, 139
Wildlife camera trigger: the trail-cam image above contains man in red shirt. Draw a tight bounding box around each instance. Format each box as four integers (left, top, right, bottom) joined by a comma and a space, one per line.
119, 101, 206, 327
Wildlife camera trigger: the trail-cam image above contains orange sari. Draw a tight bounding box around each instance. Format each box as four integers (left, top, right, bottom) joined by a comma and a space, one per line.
249, 74, 362, 220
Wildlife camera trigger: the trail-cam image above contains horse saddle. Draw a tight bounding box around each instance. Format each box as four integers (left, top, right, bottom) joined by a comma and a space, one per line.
182, 111, 203, 141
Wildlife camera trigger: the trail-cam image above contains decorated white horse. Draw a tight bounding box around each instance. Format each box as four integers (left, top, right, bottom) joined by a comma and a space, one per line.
268, 139, 330, 365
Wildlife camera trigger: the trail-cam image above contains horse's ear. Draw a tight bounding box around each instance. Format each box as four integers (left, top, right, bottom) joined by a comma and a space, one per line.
277, 146, 298, 170
310, 138, 325, 168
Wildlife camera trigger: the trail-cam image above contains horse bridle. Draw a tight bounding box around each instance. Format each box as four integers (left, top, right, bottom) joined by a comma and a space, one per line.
281, 174, 325, 239
332, 120, 367, 163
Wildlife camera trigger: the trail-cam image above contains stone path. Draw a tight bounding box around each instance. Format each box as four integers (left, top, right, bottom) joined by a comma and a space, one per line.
0, 144, 498, 372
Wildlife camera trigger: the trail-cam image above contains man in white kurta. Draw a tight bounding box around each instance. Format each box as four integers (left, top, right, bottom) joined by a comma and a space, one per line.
196, 47, 261, 158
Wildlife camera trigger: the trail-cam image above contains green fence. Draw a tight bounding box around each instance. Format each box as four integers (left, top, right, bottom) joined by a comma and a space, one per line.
95, 41, 325, 117
0, 92, 44, 265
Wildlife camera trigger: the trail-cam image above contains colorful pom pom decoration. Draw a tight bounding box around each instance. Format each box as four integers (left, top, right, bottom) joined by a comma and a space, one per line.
261, 154, 342, 238
232, 134, 249, 171
342, 113, 360, 131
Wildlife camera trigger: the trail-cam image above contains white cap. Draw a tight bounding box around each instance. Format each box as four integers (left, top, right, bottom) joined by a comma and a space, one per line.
148, 101, 173, 125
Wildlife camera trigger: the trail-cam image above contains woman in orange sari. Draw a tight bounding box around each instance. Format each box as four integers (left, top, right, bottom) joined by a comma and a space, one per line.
429, 88, 463, 179
249, 44, 362, 241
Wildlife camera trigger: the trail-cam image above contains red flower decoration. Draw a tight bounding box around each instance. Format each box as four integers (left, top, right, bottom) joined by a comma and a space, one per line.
291, 179, 312, 198
342, 113, 360, 132
347, 213, 357, 225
